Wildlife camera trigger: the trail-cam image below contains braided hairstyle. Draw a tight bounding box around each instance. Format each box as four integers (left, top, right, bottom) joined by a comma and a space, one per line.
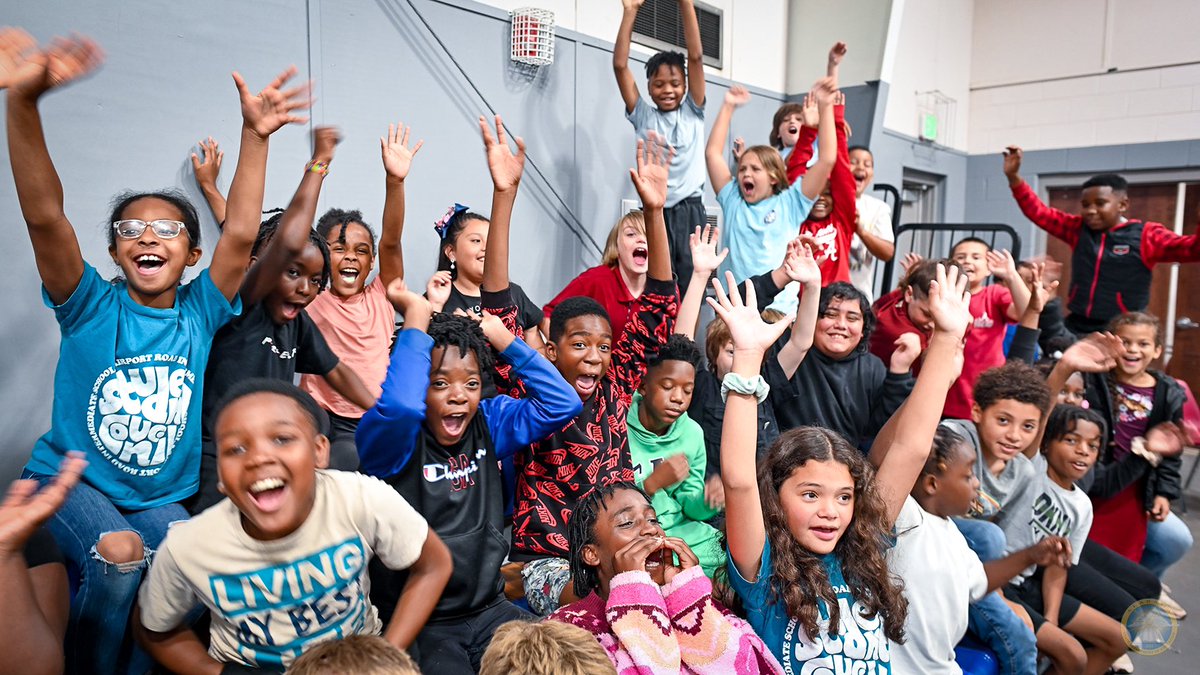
250, 211, 333, 292
316, 207, 377, 254
567, 482, 651, 598
922, 425, 970, 478
426, 312, 494, 373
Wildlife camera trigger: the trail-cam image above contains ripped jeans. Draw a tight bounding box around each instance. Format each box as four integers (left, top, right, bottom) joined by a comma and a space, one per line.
23, 470, 188, 675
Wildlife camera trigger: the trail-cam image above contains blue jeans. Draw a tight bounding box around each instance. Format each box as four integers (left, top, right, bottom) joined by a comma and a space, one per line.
1142, 510, 1194, 579
955, 518, 1038, 675
24, 470, 188, 675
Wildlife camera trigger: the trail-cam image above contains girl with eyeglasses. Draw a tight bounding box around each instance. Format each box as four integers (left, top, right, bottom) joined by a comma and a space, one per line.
2, 29, 306, 673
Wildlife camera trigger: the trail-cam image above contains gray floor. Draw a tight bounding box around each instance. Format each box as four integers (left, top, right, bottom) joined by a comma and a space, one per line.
1128, 452, 1200, 673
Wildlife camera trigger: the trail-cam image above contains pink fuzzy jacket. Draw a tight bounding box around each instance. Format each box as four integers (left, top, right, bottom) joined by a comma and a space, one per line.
549, 566, 783, 674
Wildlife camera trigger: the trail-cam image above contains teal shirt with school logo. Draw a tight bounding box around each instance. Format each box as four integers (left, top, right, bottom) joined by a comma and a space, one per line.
728, 539, 892, 674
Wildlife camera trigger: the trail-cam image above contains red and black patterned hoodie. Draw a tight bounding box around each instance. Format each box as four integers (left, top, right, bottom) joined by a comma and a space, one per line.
482, 279, 678, 560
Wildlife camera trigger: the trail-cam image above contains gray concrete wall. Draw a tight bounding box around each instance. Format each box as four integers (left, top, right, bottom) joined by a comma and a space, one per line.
0, 0, 786, 481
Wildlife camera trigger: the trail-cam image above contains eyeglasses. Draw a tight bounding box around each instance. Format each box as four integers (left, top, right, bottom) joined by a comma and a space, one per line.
112, 219, 189, 240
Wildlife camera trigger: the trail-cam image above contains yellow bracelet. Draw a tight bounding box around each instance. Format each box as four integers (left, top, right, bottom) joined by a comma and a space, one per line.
306, 160, 330, 175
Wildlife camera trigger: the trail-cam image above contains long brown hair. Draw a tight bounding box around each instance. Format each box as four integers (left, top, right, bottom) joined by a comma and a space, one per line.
758, 427, 908, 643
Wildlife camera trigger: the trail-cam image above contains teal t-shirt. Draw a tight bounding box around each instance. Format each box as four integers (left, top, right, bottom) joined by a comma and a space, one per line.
727, 539, 892, 673
717, 180, 816, 314
25, 264, 239, 509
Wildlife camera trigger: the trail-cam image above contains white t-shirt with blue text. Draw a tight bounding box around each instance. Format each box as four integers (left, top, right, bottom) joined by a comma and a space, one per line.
139, 470, 429, 670
25, 263, 239, 509
728, 539, 891, 674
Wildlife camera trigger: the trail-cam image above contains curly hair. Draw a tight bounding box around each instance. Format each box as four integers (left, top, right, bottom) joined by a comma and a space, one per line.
647, 334, 701, 372
567, 482, 651, 598
645, 50, 686, 80
427, 312, 494, 373
316, 207, 377, 254
972, 361, 1052, 413
758, 427, 908, 643
1108, 311, 1162, 347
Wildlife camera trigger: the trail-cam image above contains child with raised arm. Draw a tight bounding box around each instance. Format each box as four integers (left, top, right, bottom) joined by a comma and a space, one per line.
706, 77, 836, 312
191, 136, 226, 225
615, 0, 707, 290
4, 29, 306, 672
1003, 146, 1200, 335
136, 379, 452, 673
357, 272, 578, 673
847, 144, 896, 300
299, 122, 422, 470
481, 121, 679, 616
549, 483, 784, 674
192, 127, 376, 513
944, 241, 1031, 418
715, 263, 972, 672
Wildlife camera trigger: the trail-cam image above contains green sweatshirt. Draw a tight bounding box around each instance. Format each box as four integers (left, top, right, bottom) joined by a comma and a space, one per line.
627, 392, 725, 576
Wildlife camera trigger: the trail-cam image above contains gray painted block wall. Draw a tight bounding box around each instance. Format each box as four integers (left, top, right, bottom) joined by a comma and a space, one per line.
0, 0, 785, 481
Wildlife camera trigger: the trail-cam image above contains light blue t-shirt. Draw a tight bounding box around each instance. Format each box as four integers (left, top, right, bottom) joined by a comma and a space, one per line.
26, 264, 239, 510
626, 96, 706, 207
728, 539, 892, 674
717, 180, 816, 313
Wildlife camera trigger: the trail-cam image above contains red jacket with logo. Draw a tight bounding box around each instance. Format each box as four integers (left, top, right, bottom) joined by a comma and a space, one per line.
1011, 181, 1200, 326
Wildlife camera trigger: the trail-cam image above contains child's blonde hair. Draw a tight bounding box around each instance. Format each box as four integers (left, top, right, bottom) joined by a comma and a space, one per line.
738, 146, 790, 196
480, 620, 616, 675
600, 211, 646, 267
287, 635, 420, 675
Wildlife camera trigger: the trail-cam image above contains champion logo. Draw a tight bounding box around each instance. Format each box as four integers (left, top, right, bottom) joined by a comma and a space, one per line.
1112, 244, 1131, 256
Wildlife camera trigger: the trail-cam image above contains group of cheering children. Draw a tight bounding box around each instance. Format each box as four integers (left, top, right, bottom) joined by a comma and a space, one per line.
3, 2, 1200, 673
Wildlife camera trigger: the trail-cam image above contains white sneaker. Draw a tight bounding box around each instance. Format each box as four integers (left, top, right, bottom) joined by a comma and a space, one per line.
1110, 653, 1135, 673
1159, 589, 1187, 620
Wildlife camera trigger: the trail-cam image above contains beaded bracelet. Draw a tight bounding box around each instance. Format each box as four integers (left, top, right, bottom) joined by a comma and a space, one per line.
306, 160, 330, 176
720, 372, 770, 403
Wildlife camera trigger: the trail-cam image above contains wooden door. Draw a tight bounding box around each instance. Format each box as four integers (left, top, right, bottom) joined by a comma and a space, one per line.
1042, 182, 1200, 393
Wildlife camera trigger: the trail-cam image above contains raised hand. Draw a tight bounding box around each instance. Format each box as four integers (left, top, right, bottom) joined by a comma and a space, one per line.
827, 41, 847, 75
900, 251, 924, 275
190, 137, 223, 188
661, 537, 699, 584
890, 332, 923, 374
232, 65, 311, 138
630, 136, 672, 211
622, 0, 646, 10
707, 271, 792, 354
732, 136, 746, 162
927, 264, 972, 338
1002, 146, 1023, 178
1060, 332, 1126, 374
479, 114, 526, 193
386, 278, 431, 318
381, 122, 424, 181
425, 270, 453, 311
811, 75, 837, 106
0, 452, 85, 556
986, 249, 1017, 281
5, 33, 104, 99
1024, 262, 1059, 314
689, 225, 728, 277
0, 27, 36, 90
724, 84, 751, 108
800, 92, 819, 127
783, 238, 822, 286
311, 125, 341, 164
459, 308, 514, 351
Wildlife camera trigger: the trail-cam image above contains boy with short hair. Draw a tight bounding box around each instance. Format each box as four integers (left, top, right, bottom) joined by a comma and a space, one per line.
614, 0, 707, 290
288, 635, 420, 675
482, 134, 678, 615
135, 379, 452, 672
1003, 146, 1200, 335
869, 258, 956, 364
627, 334, 723, 576
945, 239, 1031, 419
940, 361, 1052, 675
847, 145, 896, 300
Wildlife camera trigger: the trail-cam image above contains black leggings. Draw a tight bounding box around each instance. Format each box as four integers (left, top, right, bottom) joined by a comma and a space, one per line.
325, 410, 361, 471
1066, 539, 1161, 623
